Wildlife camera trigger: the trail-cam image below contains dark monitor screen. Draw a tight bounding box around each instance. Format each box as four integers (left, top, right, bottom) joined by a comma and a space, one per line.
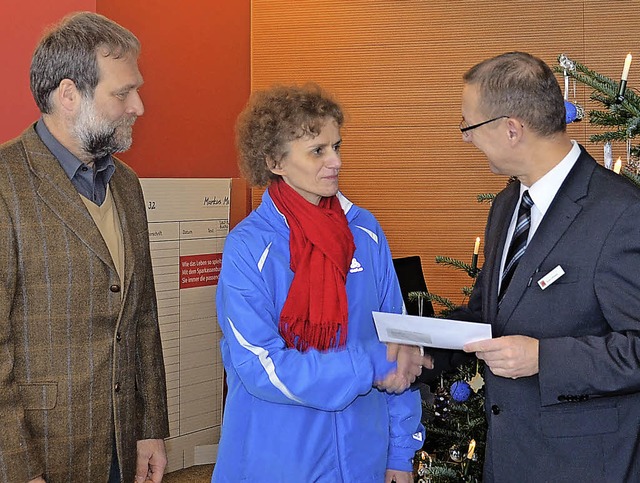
392, 256, 435, 317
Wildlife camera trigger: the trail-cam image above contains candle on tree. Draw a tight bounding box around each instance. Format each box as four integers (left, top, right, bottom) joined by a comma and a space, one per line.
622, 53, 633, 81
613, 157, 622, 174
471, 237, 480, 272
467, 439, 477, 460
616, 53, 632, 102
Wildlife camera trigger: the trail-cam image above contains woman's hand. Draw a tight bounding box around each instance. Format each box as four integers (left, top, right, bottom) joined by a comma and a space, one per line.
385, 469, 413, 483
375, 343, 431, 393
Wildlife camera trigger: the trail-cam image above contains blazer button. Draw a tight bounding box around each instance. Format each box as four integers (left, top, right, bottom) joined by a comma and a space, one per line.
114, 382, 120, 393
116, 332, 122, 342
110, 284, 121, 293
491, 404, 500, 415
558, 395, 567, 402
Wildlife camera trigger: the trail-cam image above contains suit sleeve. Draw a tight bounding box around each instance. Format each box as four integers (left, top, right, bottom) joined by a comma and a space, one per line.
130, 179, 170, 440
217, 233, 396, 412
0, 188, 45, 481
538, 202, 640, 405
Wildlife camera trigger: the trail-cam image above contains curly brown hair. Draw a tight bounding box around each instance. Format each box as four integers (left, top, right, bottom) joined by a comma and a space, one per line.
235, 83, 344, 187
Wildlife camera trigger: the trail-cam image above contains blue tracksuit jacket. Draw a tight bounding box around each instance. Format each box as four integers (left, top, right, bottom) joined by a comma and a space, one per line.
212, 190, 424, 482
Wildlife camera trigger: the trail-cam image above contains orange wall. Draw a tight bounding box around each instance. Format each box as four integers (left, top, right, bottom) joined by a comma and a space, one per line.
0, 1, 250, 181
0, 0, 96, 140
96, 0, 250, 179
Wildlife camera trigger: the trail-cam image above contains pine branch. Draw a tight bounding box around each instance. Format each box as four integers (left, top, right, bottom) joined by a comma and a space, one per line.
424, 465, 460, 479
476, 193, 495, 203
622, 169, 640, 188
428, 293, 458, 312
435, 256, 476, 275
407, 290, 458, 314
590, 130, 631, 143
589, 109, 631, 127
407, 291, 430, 302
554, 54, 640, 136
590, 93, 611, 106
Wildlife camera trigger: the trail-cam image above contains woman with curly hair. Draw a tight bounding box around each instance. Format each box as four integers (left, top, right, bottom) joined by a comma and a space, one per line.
212, 84, 425, 483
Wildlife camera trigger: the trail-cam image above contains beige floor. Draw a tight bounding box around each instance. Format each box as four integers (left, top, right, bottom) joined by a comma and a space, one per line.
164, 464, 214, 483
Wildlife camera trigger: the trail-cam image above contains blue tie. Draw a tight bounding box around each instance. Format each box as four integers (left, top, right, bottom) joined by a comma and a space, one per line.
499, 190, 534, 303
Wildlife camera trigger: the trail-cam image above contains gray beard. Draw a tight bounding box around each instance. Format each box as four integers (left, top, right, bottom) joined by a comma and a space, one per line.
73, 98, 134, 159
82, 126, 132, 159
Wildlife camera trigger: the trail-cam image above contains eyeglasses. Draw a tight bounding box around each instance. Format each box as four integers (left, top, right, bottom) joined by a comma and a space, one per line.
459, 115, 508, 133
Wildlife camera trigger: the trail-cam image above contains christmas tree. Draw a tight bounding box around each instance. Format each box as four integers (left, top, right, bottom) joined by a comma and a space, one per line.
556, 53, 640, 187
409, 227, 489, 483
413, 360, 487, 483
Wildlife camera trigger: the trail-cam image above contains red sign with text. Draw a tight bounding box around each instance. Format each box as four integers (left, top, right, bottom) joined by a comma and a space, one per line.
180, 253, 222, 289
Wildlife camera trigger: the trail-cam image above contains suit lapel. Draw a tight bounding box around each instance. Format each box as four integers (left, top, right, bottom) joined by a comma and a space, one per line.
109, 165, 137, 298
21, 127, 116, 271
485, 181, 520, 324
494, 149, 595, 334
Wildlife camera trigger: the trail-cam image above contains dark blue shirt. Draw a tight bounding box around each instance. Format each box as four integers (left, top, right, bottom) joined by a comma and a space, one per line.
35, 119, 115, 205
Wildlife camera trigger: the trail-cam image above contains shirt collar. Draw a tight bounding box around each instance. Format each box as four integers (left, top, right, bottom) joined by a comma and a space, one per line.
521, 140, 581, 217
34, 118, 115, 181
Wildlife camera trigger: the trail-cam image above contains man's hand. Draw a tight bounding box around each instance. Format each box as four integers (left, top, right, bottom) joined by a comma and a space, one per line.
376, 343, 429, 393
135, 438, 167, 483
422, 352, 434, 371
385, 469, 413, 483
464, 335, 539, 379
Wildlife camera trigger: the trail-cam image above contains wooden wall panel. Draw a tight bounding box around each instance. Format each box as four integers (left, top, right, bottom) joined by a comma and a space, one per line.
251, 0, 639, 307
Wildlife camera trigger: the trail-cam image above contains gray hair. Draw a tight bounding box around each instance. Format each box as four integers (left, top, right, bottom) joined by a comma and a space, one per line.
30, 11, 140, 114
463, 51, 566, 137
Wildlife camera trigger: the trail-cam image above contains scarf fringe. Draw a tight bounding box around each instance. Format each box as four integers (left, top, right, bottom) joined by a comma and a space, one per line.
280, 318, 347, 352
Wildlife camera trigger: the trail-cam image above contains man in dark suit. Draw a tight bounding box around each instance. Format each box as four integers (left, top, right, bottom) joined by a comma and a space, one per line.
0, 12, 169, 483
458, 52, 640, 482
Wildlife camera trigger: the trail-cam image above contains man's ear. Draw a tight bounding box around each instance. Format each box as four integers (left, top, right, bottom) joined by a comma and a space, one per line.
56, 79, 80, 113
506, 117, 523, 143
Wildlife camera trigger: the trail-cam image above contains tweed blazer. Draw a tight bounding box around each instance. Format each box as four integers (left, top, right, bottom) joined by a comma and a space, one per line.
464, 147, 640, 482
0, 125, 169, 482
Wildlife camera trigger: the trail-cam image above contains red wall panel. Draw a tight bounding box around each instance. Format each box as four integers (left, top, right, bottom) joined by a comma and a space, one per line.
0, 0, 96, 140
96, 1, 250, 178
1, 1, 250, 181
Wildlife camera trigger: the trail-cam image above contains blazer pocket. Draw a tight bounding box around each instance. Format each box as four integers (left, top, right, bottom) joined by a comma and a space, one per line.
18, 382, 58, 410
540, 404, 618, 438
534, 264, 580, 286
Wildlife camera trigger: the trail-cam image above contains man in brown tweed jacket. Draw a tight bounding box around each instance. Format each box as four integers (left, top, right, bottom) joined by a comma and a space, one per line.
0, 12, 169, 483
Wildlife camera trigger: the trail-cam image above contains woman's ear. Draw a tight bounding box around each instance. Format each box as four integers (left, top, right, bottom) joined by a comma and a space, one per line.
267, 156, 285, 176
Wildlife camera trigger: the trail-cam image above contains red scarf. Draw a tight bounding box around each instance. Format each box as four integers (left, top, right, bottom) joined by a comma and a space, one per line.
269, 179, 355, 352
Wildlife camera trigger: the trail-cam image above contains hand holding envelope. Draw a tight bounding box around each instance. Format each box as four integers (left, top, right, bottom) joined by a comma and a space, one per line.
464, 335, 539, 379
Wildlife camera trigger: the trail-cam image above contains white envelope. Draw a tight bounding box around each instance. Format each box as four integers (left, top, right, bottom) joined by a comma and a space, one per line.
372, 311, 492, 350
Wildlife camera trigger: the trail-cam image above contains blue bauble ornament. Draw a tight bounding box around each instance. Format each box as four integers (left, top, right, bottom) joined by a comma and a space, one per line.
450, 380, 471, 402
565, 100, 578, 124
